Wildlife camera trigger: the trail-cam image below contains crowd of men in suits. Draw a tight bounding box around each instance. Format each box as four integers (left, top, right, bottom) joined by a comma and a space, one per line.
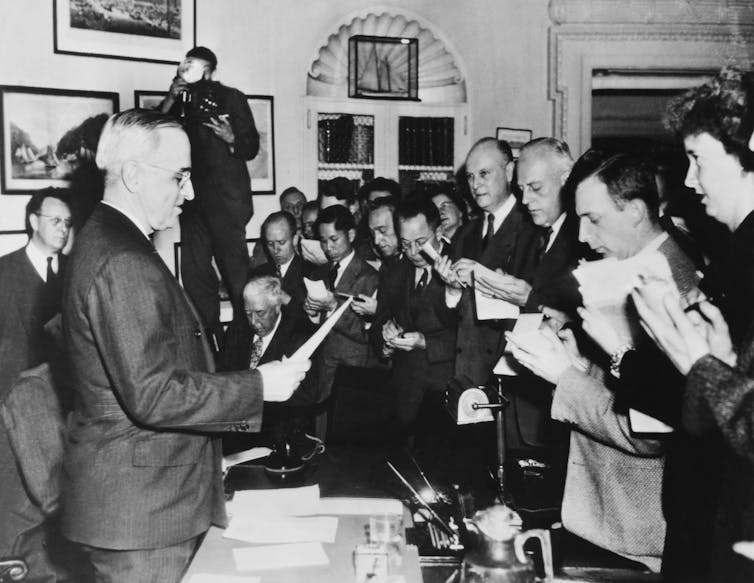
2, 67, 754, 582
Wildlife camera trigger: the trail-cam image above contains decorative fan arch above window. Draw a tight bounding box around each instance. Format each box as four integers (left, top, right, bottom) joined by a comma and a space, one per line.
307, 12, 467, 103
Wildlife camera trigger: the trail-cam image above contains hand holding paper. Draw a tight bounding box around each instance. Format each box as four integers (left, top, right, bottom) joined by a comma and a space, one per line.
293, 297, 354, 360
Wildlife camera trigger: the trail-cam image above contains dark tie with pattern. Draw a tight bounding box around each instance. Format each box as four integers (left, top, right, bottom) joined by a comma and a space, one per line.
483, 213, 495, 250
249, 336, 265, 369
537, 227, 553, 263
327, 261, 340, 291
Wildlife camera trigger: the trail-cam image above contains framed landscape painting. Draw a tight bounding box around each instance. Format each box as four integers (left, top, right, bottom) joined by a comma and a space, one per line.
0, 85, 119, 194
496, 127, 532, 159
54, 0, 196, 64
134, 91, 276, 194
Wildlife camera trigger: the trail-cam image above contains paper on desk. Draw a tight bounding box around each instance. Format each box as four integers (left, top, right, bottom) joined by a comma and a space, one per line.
301, 239, 327, 264
494, 313, 545, 376
291, 297, 353, 360
314, 497, 403, 516
233, 542, 329, 571
303, 277, 329, 300
224, 515, 338, 544
228, 484, 321, 518
221, 447, 271, 472
188, 575, 259, 583
474, 289, 520, 320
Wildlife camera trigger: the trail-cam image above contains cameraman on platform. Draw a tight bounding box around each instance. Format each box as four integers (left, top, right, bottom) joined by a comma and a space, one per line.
161, 46, 259, 347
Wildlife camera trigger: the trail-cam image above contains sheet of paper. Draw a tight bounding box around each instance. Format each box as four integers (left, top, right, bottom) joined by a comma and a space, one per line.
291, 297, 353, 360
224, 515, 338, 544
232, 542, 329, 571
420, 240, 441, 262
227, 484, 321, 518
222, 447, 271, 472
474, 289, 520, 320
314, 497, 403, 516
493, 313, 545, 376
303, 277, 329, 301
301, 239, 327, 264
188, 575, 259, 583
629, 409, 674, 435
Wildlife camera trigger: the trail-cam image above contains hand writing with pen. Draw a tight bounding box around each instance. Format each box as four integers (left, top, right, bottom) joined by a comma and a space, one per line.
381, 318, 426, 355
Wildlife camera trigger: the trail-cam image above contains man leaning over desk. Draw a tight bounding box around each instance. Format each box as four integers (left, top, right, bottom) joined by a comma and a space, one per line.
60, 110, 309, 583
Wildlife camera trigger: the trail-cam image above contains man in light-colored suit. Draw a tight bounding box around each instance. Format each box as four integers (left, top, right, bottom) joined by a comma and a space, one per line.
61, 110, 309, 583
508, 152, 700, 572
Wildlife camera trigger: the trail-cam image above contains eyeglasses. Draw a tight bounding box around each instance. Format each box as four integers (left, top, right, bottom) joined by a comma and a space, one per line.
138, 161, 192, 188
400, 237, 431, 253
36, 214, 72, 229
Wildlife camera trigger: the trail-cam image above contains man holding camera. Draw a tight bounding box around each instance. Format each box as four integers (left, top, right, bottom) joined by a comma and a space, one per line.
161, 46, 259, 346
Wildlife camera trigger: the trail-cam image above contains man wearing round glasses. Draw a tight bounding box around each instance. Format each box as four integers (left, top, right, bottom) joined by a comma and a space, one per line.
0, 187, 72, 395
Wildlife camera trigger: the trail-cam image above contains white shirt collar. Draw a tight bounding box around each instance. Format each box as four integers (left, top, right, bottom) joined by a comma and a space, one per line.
545, 213, 567, 252
485, 195, 516, 236
333, 250, 355, 288
279, 255, 294, 278
25, 240, 57, 282
414, 265, 431, 285
254, 312, 282, 357
636, 231, 669, 256
102, 201, 152, 240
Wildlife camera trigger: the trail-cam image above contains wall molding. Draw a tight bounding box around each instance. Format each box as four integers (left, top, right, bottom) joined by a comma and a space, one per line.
548, 23, 754, 154
549, 0, 754, 25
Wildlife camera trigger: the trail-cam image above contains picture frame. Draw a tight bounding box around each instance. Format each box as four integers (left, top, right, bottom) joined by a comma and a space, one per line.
0, 230, 29, 257
348, 35, 419, 101
0, 85, 119, 194
496, 127, 533, 159
54, 0, 196, 65
134, 91, 276, 194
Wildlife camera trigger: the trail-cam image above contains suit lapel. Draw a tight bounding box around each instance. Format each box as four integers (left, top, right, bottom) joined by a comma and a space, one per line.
335, 254, 361, 293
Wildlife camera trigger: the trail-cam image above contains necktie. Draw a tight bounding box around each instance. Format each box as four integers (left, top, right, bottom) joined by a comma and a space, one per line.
483, 213, 495, 250
415, 268, 429, 292
327, 261, 340, 291
249, 336, 265, 369
274, 263, 282, 279
46, 256, 57, 285
537, 227, 553, 263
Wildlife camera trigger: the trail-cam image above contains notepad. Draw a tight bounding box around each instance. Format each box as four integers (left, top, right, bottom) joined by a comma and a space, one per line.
303, 277, 329, 300
301, 239, 327, 264
232, 542, 329, 571
474, 289, 520, 320
224, 515, 338, 544
228, 484, 321, 518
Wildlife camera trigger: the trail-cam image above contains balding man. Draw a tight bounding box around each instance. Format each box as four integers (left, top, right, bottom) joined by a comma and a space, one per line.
279, 187, 307, 234
435, 138, 539, 388
251, 211, 313, 313
61, 109, 309, 583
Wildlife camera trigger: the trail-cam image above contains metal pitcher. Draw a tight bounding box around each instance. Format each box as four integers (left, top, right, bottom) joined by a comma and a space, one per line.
461, 504, 553, 583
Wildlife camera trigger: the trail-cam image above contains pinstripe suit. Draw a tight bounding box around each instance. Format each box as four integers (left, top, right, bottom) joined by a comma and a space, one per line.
61, 203, 264, 552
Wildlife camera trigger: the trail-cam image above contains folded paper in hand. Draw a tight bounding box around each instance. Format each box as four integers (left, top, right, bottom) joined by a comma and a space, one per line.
292, 297, 353, 360
573, 251, 687, 346
304, 277, 329, 301
494, 313, 544, 376
301, 239, 327, 264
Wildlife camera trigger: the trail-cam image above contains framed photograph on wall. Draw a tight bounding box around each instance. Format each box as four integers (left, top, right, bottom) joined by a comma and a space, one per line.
54, 0, 196, 64
496, 127, 533, 159
134, 90, 166, 110
246, 95, 275, 194
138, 90, 276, 194
0, 85, 118, 194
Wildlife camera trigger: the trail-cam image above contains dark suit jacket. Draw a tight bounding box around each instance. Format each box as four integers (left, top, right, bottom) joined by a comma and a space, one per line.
308, 253, 379, 402
61, 203, 264, 550
172, 81, 258, 215
449, 201, 540, 386
250, 254, 313, 314
371, 258, 457, 423
0, 247, 64, 396
524, 214, 585, 315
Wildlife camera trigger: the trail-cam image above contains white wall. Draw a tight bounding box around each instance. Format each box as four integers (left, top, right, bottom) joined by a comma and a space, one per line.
0, 0, 554, 255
